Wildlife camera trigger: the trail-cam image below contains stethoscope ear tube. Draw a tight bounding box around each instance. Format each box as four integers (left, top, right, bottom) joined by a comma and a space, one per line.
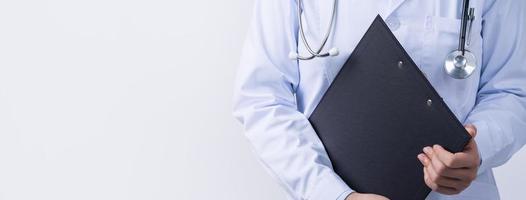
289, 48, 339, 60
289, 0, 339, 60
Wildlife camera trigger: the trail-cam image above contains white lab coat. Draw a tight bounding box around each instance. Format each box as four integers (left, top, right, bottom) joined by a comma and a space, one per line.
233, 0, 526, 199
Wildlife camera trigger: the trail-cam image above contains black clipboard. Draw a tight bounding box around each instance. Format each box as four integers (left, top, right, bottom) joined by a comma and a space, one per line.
309, 15, 472, 200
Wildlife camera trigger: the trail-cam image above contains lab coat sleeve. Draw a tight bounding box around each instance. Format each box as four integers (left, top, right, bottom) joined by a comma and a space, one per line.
464, 0, 526, 174
232, 0, 352, 199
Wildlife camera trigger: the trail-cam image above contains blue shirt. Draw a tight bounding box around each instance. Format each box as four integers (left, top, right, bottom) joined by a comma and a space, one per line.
233, 0, 526, 199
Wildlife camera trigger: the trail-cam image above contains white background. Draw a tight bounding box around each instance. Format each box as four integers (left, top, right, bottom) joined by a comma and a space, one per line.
0, 0, 524, 200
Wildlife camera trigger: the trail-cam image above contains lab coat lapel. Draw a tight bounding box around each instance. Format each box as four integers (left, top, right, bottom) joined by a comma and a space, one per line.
317, 0, 407, 32
380, 0, 406, 19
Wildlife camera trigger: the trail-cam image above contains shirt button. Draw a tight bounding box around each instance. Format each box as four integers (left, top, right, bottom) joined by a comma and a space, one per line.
425, 16, 433, 30
386, 17, 400, 31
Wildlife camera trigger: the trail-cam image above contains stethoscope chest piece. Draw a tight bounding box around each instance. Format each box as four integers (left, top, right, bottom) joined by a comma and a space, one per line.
444, 50, 476, 79
444, 1, 477, 79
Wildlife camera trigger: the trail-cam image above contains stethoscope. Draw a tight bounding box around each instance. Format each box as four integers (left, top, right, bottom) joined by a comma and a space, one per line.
289, 0, 477, 79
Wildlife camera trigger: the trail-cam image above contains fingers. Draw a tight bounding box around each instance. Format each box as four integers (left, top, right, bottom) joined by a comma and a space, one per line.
463, 125, 478, 152
347, 193, 390, 200
420, 142, 480, 195
430, 145, 458, 168
463, 138, 477, 151
433, 145, 474, 168
423, 167, 460, 195
425, 147, 463, 180
465, 124, 477, 137
426, 144, 478, 169
420, 154, 471, 180
369, 194, 390, 200
427, 159, 468, 187
435, 185, 461, 195
417, 124, 480, 196
417, 153, 430, 166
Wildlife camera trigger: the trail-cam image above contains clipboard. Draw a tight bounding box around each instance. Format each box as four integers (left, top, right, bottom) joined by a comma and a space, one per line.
309, 15, 472, 200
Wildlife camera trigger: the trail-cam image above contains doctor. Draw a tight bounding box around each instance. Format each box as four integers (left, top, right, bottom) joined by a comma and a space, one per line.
233, 0, 526, 200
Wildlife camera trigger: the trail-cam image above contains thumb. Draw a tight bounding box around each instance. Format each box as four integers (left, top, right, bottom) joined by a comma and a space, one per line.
465, 124, 477, 137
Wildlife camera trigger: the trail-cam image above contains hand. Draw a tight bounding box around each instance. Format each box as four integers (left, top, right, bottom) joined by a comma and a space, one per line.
345, 192, 390, 200
417, 124, 480, 195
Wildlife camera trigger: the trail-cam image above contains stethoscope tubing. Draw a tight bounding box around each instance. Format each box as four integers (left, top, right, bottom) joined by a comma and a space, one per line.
444, 0, 477, 79
291, 0, 477, 79
294, 0, 338, 60
458, 0, 470, 54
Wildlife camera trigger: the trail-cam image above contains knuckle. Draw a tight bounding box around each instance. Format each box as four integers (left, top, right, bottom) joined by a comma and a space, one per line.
424, 180, 431, 187
437, 188, 453, 195
429, 184, 438, 190
451, 188, 462, 195
424, 179, 435, 189
436, 164, 446, 174
430, 174, 439, 183
444, 159, 454, 167
461, 181, 471, 189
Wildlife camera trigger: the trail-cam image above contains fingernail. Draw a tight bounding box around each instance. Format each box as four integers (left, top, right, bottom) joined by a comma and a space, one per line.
423, 147, 432, 153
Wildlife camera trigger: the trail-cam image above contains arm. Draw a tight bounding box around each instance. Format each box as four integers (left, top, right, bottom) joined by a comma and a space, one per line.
417, 0, 526, 195
232, 0, 352, 199
464, 0, 526, 174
